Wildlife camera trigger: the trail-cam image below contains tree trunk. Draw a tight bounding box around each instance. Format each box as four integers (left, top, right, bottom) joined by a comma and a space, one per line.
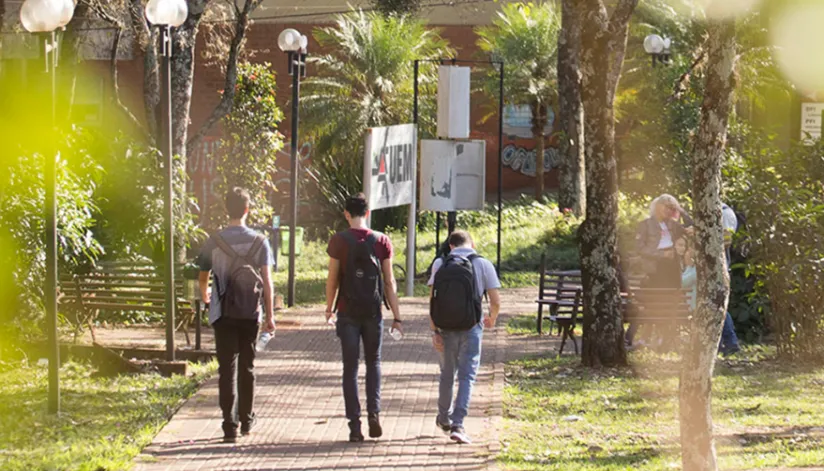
557, 0, 586, 216
577, 0, 637, 368
680, 19, 736, 471
532, 101, 546, 200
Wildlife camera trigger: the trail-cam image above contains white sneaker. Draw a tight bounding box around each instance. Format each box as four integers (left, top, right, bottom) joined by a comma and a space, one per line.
449, 426, 472, 444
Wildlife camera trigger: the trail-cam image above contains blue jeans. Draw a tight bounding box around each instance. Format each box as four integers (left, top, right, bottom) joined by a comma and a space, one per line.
336, 315, 383, 423
720, 312, 740, 350
438, 323, 483, 428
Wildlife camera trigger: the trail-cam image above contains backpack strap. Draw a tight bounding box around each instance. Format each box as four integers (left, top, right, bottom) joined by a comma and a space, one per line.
245, 235, 266, 266
215, 233, 265, 267
466, 254, 488, 302
214, 234, 239, 263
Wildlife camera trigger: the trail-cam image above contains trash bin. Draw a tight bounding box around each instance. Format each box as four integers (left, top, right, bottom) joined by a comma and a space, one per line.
280, 226, 304, 256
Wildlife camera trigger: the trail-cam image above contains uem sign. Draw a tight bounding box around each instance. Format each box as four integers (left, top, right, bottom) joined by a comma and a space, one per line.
364, 124, 417, 211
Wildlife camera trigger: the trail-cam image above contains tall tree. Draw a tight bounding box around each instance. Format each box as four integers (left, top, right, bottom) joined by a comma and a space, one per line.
476, 2, 561, 201
578, 0, 638, 367
680, 18, 737, 471
557, 0, 586, 216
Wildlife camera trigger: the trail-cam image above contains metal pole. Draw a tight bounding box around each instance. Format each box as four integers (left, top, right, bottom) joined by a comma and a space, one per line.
412, 60, 419, 279
497, 62, 504, 274
46, 31, 60, 414
162, 26, 176, 362
287, 52, 300, 307
195, 300, 202, 351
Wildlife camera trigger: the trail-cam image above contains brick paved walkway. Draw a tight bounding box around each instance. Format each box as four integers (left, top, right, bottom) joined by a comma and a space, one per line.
134, 290, 541, 471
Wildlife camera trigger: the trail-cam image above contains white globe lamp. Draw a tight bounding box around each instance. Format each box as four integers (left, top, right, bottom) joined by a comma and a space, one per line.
145, 0, 189, 27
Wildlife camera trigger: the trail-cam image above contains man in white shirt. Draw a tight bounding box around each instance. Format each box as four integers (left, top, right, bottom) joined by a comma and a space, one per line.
720, 202, 741, 356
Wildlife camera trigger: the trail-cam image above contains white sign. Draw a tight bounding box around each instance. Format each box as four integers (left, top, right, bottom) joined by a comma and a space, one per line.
437, 66, 471, 139
801, 103, 824, 144
363, 124, 417, 211
421, 140, 486, 211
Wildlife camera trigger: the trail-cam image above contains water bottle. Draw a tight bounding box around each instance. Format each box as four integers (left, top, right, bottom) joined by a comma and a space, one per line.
256, 331, 274, 352
389, 326, 403, 341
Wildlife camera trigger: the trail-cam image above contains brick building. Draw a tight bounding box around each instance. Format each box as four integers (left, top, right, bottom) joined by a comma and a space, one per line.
2, 0, 560, 213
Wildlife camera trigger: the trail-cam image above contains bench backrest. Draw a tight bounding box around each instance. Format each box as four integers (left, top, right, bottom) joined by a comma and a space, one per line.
623, 288, 692, 322
59, 262, 193, 313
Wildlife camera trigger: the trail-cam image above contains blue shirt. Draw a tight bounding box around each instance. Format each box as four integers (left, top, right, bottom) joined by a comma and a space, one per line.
196, 226, 274, 325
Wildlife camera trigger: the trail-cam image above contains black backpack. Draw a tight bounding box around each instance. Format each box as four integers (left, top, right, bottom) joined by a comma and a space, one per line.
430, 254, 483, 331
214, 234, 266, 320
338, 231, 384, 318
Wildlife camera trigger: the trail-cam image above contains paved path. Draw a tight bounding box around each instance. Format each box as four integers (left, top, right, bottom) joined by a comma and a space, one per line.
134, 290, 542, 471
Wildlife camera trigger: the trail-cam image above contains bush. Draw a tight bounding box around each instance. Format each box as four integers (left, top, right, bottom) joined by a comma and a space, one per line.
725, 135, 824, 359
209, 62, 285, 229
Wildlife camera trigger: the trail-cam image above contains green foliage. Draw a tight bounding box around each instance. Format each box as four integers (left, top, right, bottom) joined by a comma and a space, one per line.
210, 62, 285, 228
725, 134, 824, 359
476, 2, 561, 111
0, 360, 216, 471
302, 10, 452, 230
501, 348, 824, 470
0, 129, 104, 341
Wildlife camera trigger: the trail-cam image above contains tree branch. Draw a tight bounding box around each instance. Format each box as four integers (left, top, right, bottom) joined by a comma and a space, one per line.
606, 0, 639, 107
109, 25, 152, 142
670, 48, 706, 103
185, 0, 262, 157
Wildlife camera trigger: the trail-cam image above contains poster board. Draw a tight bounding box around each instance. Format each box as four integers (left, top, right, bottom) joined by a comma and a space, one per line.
363, 124, 417, 210
800, 102, 824, 144
420, 140, 486, 211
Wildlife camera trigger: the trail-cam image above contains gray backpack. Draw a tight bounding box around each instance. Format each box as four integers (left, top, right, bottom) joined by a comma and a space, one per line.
214, 234, 265, 320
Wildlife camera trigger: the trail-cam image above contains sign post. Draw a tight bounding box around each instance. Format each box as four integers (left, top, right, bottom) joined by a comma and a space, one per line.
364, 124, 418, 296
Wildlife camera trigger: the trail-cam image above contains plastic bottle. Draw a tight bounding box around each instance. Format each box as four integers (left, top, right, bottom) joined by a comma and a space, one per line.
256, 331, 274, 352
389, 326, 403, 341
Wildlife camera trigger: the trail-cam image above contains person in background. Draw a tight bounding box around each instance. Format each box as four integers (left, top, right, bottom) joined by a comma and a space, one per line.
197, 188, 275, 443
720, 202, 742, 356
325, 193, 403, 442
428, 231, 501, 445
628, 194, 690, 348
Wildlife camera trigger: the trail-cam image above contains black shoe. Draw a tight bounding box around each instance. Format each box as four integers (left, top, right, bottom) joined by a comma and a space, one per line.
721, 345, 741, 358
241, 415, 257, 436
436, 417, 451, 435
349, 421, 364, 443
449, 425, 472, 444
368, 413, 383, 438
223, 431, 238, 443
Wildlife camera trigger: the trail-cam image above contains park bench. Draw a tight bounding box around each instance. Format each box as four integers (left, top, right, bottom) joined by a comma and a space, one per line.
622, 288, 692, 349
58, 261, 205, 348
535, 256, 583, 354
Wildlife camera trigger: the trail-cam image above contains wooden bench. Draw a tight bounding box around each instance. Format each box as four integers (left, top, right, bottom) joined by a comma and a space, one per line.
623, 288, 692, 348
536, 257, 583, 354
59, 261, 204, 347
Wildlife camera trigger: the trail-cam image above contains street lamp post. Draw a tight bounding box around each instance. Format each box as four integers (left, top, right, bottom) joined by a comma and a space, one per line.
643, 34, 672, 67
278, 28, 308, 308
20, 0, 75, 415
145, 0, 188, 362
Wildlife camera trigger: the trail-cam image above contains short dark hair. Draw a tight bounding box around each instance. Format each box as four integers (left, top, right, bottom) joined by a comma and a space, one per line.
226, 187, 251, 219
345, 193, 369, 217
448, 230, 472, 248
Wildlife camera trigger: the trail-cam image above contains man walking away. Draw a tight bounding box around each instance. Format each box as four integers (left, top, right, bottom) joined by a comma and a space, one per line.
198, 188, 275, 443
325, 193, 403, 442
720, 202, 742, 356
428, 230, 501, 445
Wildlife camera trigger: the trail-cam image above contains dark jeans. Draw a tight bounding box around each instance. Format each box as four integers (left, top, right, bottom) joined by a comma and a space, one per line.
214, 317, 259, 433
336, 314, 383, 424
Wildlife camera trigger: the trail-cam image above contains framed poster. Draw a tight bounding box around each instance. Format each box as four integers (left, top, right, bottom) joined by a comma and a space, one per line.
363, 124, 417, 210
421, 140, 486, 211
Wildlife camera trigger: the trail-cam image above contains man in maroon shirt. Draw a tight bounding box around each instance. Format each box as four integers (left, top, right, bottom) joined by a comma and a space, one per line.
326, 193, 403, 442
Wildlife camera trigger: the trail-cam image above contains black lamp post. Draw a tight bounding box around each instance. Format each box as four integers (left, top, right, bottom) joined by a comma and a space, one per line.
145, 0, 188, 362
278, 28, 308, 308
20, 0, 75, 415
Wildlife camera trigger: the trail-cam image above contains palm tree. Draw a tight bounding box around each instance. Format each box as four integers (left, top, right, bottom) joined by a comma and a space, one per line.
476, 2, 561, 200
302, 10, 452, 226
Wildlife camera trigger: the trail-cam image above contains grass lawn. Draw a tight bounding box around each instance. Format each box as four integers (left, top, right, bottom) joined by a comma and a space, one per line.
501, 346, 824, 470
0, 360, 216, 471
273, 198, 576, 305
